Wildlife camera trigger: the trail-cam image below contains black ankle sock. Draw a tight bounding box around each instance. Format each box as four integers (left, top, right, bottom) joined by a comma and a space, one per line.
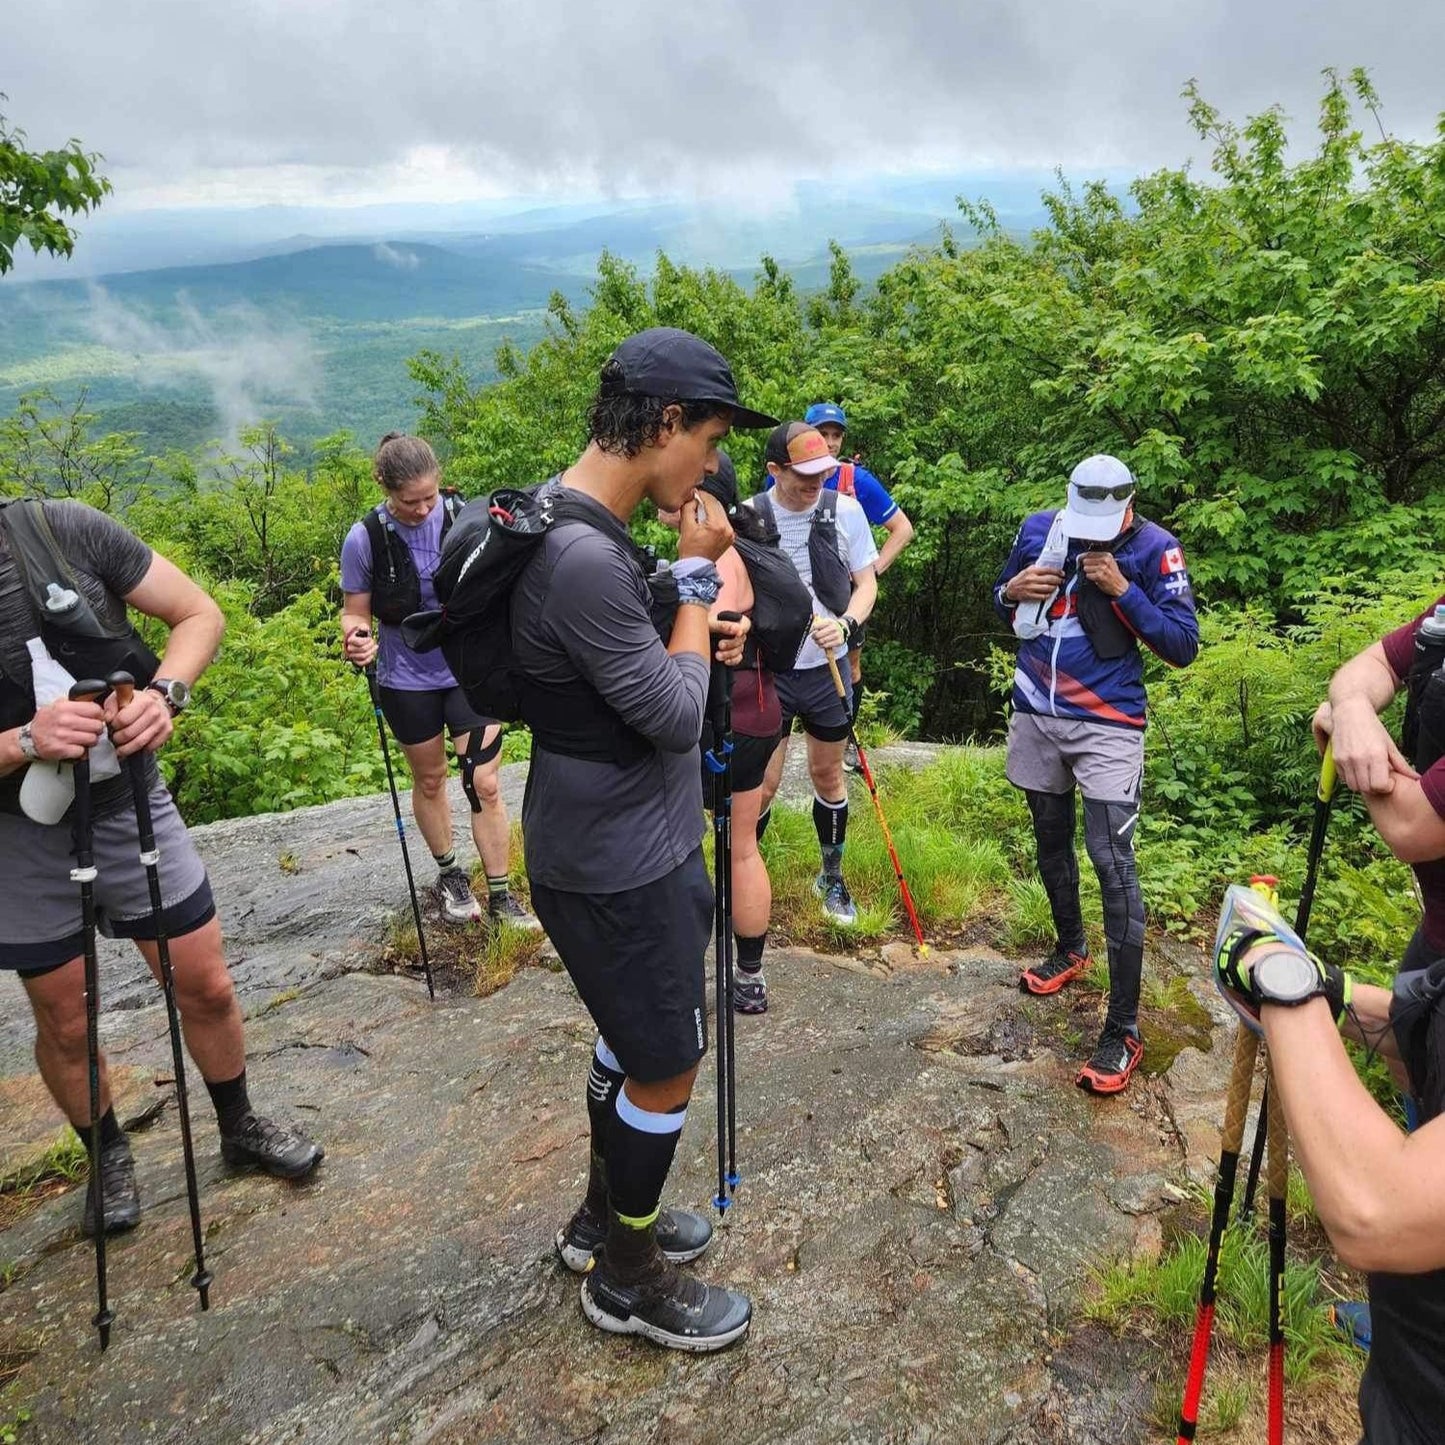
72, 1106, 123, 1152
756, 806, 771, 842
585, 1040, 625, 1215
813, 794, 848, 853
736, 932, 766, 974
206, 1070, 253, 1134
433, 848, 457, 870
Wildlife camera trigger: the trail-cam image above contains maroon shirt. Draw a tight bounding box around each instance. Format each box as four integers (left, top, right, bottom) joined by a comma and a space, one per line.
1382, 597, 1445, 953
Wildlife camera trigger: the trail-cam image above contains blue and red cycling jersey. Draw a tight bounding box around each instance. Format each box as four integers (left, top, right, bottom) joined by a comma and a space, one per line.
993, 510, 1199, 729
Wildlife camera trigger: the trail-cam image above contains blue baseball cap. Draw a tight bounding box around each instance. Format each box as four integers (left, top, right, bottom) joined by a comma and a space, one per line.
804, 402, 847, 430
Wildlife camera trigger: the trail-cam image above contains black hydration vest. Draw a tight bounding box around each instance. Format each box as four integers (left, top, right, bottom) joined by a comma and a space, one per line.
751, 488, 854, 618
0, 499, 162, 817
1402, 613, 1445, 773
361, 489, 464, 625
1071, 519, 1145, 661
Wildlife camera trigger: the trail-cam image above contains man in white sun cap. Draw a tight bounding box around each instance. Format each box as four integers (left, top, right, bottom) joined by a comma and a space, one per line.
993, 454, 1199, 1095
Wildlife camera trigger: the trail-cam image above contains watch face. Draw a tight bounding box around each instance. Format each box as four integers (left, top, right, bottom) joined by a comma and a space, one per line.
169, 680, 191, 708
1253, 948, 1322, 1005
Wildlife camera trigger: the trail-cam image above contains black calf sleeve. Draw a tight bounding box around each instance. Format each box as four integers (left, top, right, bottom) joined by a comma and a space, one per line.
1024, 788, 1086, 956
1082, 796, 1145, 1028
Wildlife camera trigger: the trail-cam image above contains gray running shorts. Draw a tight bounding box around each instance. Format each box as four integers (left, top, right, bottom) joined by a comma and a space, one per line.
1005, 712, 1144, 802
0, 777, 214, 973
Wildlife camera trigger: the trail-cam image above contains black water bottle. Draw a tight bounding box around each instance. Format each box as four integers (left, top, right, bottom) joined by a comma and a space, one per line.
1404, 604, 1445, 768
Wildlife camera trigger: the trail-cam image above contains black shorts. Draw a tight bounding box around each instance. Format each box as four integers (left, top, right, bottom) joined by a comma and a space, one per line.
776, 664, 854, 743
699, 726, 779, 796
531, 850, 713, 1083
378, 685, 496, 747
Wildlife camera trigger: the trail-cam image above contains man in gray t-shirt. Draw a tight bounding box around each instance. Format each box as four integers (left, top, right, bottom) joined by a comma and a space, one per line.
511, 328, 774, 1354
0, 499, 323, 1239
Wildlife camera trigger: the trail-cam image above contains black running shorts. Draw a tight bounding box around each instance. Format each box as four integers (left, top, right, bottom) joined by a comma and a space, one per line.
378, 684, 496, 747
699, 725, 779, 796
531, 850, 713, 1083
775, 664, 854, 743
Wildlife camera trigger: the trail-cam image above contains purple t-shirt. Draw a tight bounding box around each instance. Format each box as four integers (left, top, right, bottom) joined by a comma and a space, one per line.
340, 504, 457, 691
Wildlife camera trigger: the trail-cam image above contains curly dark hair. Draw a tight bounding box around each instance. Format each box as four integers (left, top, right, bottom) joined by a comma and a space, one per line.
587, 359, 730, 458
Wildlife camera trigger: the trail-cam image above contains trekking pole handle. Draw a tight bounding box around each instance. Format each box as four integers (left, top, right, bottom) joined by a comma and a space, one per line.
816, 616, 850, 701
1318, 740, 1336, 804
68, 679, 109, 705
108, 672, 136, 709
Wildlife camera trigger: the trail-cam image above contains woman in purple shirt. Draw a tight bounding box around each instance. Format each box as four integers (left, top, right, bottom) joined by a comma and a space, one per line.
340, 433, 537, 928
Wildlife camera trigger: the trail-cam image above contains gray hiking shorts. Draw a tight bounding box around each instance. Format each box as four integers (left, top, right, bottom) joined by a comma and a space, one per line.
0, 777, 214, 973
1006, 712, 1144, 802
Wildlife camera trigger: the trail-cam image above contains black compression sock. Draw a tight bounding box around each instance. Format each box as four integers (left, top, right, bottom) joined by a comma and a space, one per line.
72, 1107, 123, 1152
606, 1089, 686, 1225
585, 1039, 625, 1215
736, 932, 766, 975
206, 1070, 253, 1134
813, 794, 848, 850
756, 806, 772, 843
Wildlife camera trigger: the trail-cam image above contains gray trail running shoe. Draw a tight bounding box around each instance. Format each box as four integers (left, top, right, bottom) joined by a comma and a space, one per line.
581, 1250, 750, 1352
489, 890, 543, 931
843, 738, 860, 773
437, 866, 483, 923
732, 971, 768, 1014
220, 1113, 325, 1179
81, 1134, 140, 1237
815, 871, 858, 926
555, 1202, 713, 1274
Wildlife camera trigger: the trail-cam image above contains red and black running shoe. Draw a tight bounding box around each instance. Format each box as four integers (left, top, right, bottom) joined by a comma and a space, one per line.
1076, 1022, 1144, 1095
1019, 947, 1090, 996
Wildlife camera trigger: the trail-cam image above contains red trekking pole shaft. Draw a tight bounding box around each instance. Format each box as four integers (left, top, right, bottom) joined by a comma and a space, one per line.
821, 647, 927, 952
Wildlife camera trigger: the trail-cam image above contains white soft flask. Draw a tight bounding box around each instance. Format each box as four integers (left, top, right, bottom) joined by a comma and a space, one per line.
1011, 512, 1069, 640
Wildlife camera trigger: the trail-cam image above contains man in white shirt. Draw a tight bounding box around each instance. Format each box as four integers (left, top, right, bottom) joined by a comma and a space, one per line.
749, 423, 878, 924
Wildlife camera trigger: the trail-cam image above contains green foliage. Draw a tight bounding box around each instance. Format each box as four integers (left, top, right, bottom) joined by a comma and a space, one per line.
0, 99, 109, 274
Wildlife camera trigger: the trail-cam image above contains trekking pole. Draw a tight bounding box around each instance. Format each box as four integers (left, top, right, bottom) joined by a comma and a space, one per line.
69, 678, 116, 1351
1174, 873, 1275, 1443
354, 640, 433, 999
820, 639, 927, 953
1265, 1058, 1289, 1445
703, 613, 743, 1211
1242, 744, 1335, 1218
107, 673, 212, 1312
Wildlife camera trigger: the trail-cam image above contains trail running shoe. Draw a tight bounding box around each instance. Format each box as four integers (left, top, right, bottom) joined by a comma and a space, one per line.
733, 971, 768, 1014
1076, 1022, 1144, 1095
81, 1135, 140, 1237
815, 872, 858, 926
842, 739, 860, 773
220, 1112, 325, 1179
581, 1253, 751, 1352
555, 1203, 713, 1274
437, 866, 483, 923
489, 889, 543, 931
1020, 947, 1091, 997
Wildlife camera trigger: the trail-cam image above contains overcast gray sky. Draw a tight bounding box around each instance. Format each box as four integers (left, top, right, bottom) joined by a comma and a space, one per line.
7, 0, 1445, 209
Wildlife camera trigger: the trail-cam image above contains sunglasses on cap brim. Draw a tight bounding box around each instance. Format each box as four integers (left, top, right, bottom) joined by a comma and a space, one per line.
1073, 483, 1136, 502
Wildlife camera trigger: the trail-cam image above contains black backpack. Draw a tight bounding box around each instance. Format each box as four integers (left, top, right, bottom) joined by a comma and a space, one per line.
729, 506, 813, 673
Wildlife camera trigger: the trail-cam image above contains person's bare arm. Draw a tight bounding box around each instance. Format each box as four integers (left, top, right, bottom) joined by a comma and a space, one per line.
1262, 988, 1445, 1273
108, 552, 226, 756
1319, 641, 1416, 794
874, 509, 915, 577
812, 566, 878, 653
341, 591, 378, 667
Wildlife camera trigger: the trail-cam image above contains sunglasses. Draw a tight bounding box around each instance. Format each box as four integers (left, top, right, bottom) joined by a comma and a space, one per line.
1073, 483, 1136, 502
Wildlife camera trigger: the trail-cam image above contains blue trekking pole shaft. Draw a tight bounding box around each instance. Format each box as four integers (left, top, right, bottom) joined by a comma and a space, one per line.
362, 660, 434, 999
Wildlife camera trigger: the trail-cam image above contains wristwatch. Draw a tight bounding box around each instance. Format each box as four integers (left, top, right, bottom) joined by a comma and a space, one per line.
841, 614, 859, 640
1251, 945, 1329, 1008
146, 678, 192, 716
17, 722, 39, 762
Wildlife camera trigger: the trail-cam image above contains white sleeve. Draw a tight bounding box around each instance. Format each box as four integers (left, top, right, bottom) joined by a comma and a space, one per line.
838, 496, 879, 573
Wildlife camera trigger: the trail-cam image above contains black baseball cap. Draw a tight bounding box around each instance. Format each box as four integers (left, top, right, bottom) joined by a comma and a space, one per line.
606, 328, 778, 429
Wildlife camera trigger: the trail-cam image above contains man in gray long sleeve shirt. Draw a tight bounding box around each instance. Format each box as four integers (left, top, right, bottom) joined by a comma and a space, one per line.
514, 328, 776, 1353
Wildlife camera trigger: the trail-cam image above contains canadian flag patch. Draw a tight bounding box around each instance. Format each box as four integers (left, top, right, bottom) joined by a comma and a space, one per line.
1160, 547, 1186, 576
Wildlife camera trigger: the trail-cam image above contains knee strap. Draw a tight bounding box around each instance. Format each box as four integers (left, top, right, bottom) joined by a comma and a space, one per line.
459, 728, 503, 813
